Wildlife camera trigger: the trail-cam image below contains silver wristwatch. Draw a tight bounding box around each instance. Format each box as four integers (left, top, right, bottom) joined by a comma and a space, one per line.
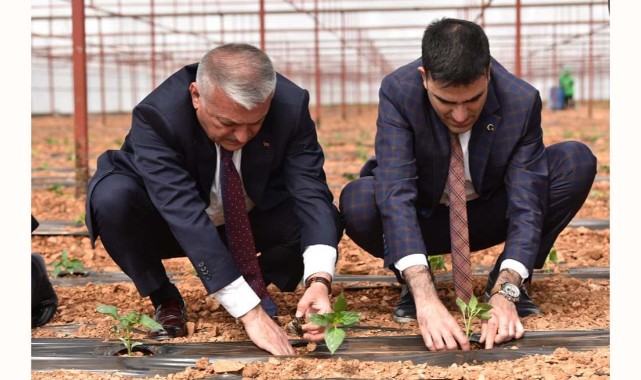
491, 282, 520, 303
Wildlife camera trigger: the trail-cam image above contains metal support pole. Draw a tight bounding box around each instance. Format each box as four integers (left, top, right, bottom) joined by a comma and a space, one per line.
259, 0, 265, 51
72, 0, 89, 197
151, 0, 157, 89
515, 0, 522, 77
99, 17, 106, 125
314, 0, 322, 128
340, 11, 346, 120
588, 2, 594, 118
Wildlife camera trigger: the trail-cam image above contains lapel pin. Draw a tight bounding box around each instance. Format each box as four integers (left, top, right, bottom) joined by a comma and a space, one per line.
486, 124, 495, 131
262, 141, 270, 148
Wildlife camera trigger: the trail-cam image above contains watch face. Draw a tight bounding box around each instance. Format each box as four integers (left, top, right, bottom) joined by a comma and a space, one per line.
502, 283, 520, 299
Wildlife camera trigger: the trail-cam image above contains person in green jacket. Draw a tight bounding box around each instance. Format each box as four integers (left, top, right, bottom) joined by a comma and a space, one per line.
559, 67, 575, 109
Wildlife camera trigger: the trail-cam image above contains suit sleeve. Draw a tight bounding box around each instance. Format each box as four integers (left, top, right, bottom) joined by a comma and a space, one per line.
373, 75, 427, 266
129, 103, 241, 294
503, 93, 549, 271
282, 91, 338, 249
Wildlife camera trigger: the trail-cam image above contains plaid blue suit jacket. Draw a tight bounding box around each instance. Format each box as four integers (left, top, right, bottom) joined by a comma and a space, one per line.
372, 58, 547, 271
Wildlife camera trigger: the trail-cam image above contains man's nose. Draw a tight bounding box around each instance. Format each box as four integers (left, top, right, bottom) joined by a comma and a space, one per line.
234, 127, 253, 143
452, 105, 467, 123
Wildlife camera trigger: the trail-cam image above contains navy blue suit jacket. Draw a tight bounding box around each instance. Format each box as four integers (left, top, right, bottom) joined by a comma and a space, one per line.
371, 58, 548, 271
86, 63, 337, 294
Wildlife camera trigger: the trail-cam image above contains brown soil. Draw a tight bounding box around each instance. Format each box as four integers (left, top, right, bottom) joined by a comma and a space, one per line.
31, 103, 610, 379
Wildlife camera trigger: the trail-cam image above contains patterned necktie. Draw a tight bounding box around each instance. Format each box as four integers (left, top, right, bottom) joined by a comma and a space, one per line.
220, 147, 276, 312
447, 132, 474, 303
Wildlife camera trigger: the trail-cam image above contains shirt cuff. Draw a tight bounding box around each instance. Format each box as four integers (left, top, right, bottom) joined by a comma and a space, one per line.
302, 244, 337, 283
211, 276, 260, 318
500, 259, 529, 283
394, 253, 429, 278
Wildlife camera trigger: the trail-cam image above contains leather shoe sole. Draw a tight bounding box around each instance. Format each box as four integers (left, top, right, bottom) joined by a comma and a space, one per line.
147, 299, 187, 340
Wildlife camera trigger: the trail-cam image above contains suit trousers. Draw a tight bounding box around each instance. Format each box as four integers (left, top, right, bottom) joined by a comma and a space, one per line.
339, 141, 597, 281
89, 174, 342, 297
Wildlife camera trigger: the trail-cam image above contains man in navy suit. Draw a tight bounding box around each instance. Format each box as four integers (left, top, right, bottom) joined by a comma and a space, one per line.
86, 44, 342, 355
340, 18, 596, 351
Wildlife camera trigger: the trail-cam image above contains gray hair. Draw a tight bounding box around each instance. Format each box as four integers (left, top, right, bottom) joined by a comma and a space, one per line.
196, 43, 276, 110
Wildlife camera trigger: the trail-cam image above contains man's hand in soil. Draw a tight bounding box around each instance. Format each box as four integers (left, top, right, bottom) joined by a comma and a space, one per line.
239, 304, 295, 355
405, 266, 470, 351
480, 270, 525, 349
480, 294, 524, 349
295, 272, 333, 342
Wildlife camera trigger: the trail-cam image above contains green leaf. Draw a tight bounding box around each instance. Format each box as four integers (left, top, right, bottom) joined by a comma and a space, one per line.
477, 303, 493, 313
333, 293, 347, 314
309, 313, 330, 326
469, 295, 478, 310
455, 297, 467, 313
97, 304, 119, 319
124, 312, 141, 324
52, 266, 62, 278
139, 314, 164, 331
478, 311, 492, 320
338, 311, 360, 327
324, 326, 346, 354
548, 247, 558, 264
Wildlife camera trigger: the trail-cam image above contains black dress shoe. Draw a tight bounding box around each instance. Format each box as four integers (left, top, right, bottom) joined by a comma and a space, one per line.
393, 285, 417, 323
485, 274, 541, 318
32, 253, 58, 328
148, 298, 187, 339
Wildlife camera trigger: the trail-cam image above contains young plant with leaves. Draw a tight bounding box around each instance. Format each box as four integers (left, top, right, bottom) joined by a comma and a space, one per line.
52, 249, 86, 277
428, 255, 447, 272
309, 292, 360, 354
456, 295, 493, 338
96, 304, 164, 356
543, 247, 559, 272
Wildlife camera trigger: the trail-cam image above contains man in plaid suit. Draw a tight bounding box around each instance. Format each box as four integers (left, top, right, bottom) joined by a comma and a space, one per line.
340, 18, 596, 351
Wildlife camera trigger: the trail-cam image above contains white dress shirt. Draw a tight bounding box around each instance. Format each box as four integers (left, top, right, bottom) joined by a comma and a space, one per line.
206, 144, 337, 318
394, 130, 528, 282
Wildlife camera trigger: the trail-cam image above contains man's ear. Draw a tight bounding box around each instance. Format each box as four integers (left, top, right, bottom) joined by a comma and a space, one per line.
417, 66, 428, 90
189, 82, 200, 110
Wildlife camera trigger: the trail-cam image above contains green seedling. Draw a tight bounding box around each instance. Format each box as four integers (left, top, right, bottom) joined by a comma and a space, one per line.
52, 249, 86, 277
456, 295, 493, 338
45, 137, 58, 145
428, 255, 447, 271
543, 247, 559, 272
47, 184, 64, 196
73, 213, 86, 227
599, 164, 610, 174
96, 304, 164, 356
309, 292, 360, 354
356, 146, 369, 162
342, 172, 357, 181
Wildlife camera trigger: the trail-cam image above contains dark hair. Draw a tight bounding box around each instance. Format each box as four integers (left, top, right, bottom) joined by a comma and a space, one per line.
421, 18, 490, 86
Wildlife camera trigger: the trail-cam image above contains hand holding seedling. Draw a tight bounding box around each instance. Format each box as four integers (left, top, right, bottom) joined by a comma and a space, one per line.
292, 278, 333, 342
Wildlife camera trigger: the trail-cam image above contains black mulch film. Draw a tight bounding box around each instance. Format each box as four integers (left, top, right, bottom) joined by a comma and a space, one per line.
32, 330, 609, 378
